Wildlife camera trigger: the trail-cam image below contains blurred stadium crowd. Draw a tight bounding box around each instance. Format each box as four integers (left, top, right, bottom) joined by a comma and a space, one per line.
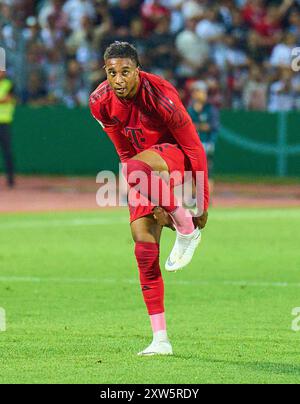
1, 0, 300, 110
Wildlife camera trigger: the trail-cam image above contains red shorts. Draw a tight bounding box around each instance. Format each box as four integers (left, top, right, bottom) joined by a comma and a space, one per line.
128, 143, 189, 223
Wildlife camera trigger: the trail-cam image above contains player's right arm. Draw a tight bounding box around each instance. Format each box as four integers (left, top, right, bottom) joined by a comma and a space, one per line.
89, 93, 136, 164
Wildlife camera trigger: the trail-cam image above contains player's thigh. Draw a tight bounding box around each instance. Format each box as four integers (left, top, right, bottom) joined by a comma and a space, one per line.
131, 149, 169, 173
134, 144, 186, 186
130, 214, 163, 244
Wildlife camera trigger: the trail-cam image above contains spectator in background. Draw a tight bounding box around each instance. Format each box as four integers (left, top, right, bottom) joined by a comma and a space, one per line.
226, 8, 249, 50
68, 15, 98, 76
38, 0, 69, 31
66, 15, 94, 56
93, 0, 112, 49
292, 71, 300, 109
1, 0, 300, 111
23, 16, 42, 47
214, 35, 250, 70
61, 59, 89, 107
175, 17, 209, 78
226, 67, 249, 110
181, 0, 203, 21
269, 33, 298, 68
243, 64, 268, 109
44, 48, 66, 102
288, 9, 300, 40
187, 80, 219, 196
0, 70, 16, 188
196, 6, 225, 43
110, 0, 141, 36
147, 17, 177, 75
141, 0, 170, 35
63, 0, 95, 32
242, 0, 266, 28
268, 68, 295, 111
21, 71, 50, 105
23, 42, 47, 93
0, 2, 12, 28
41, 13, 65, 50
160, 0, 184, 34
204, 64, 223, 108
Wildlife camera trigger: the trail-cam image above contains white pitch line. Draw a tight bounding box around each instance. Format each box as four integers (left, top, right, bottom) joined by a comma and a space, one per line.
0, 209, 300, 230
0, 217, 129, 229
0, 276, 299, 288
213, 210, 300, 220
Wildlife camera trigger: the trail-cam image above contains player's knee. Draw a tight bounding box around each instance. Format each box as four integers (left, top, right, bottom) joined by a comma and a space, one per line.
132, 150, 169, 173
132, 231, 155, 244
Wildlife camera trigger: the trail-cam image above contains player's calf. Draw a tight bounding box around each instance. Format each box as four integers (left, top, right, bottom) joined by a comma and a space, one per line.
134, 241, 172, 355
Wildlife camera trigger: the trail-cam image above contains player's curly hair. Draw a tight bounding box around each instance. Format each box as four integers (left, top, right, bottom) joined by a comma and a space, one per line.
104, 42, 141, 67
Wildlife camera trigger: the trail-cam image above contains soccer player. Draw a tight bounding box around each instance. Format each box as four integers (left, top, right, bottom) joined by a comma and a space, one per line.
89, 42, 209, 356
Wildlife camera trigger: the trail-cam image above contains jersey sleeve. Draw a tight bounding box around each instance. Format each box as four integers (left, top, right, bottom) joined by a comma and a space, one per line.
89, 99, 136, 164
158, 100, 210, 212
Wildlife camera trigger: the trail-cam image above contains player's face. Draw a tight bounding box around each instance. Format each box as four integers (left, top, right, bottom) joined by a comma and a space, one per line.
105, 58, 140, 99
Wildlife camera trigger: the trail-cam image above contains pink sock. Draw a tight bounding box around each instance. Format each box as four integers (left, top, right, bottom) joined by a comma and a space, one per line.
150, 312, 166, 333
170, 206, 195, 235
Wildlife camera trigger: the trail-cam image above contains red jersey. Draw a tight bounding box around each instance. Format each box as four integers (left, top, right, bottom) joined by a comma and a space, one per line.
89, 70, 209, 210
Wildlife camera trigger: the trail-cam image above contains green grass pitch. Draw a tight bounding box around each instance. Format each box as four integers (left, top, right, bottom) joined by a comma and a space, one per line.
0, 207, 300, 384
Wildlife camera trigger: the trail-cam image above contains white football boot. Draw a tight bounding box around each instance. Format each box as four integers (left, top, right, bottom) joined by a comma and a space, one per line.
165, 227, 201, 272
138, 331, 173, 356
138, 340, 173, 356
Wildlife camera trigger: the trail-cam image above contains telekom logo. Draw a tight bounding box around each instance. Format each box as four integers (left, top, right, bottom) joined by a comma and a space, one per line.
0, 47, 6, 71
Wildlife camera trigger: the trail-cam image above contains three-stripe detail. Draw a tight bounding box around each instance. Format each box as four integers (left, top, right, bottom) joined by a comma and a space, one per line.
143, 80, 175, 115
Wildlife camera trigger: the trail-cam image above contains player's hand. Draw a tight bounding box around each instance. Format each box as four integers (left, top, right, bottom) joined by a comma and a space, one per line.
153, 207, 175, 231
193, 210, 208, 229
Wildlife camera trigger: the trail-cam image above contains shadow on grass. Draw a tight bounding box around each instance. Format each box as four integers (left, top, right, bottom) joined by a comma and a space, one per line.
174, 355, 300, 376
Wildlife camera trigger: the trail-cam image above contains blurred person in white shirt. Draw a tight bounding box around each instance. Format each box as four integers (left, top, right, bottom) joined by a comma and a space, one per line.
175, 17, 209, 77
63, 0, 95, 32
243, 64, 268, 110
196, 7, 225, 43
268, 68, 295, 112
269, 33, 298, 68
